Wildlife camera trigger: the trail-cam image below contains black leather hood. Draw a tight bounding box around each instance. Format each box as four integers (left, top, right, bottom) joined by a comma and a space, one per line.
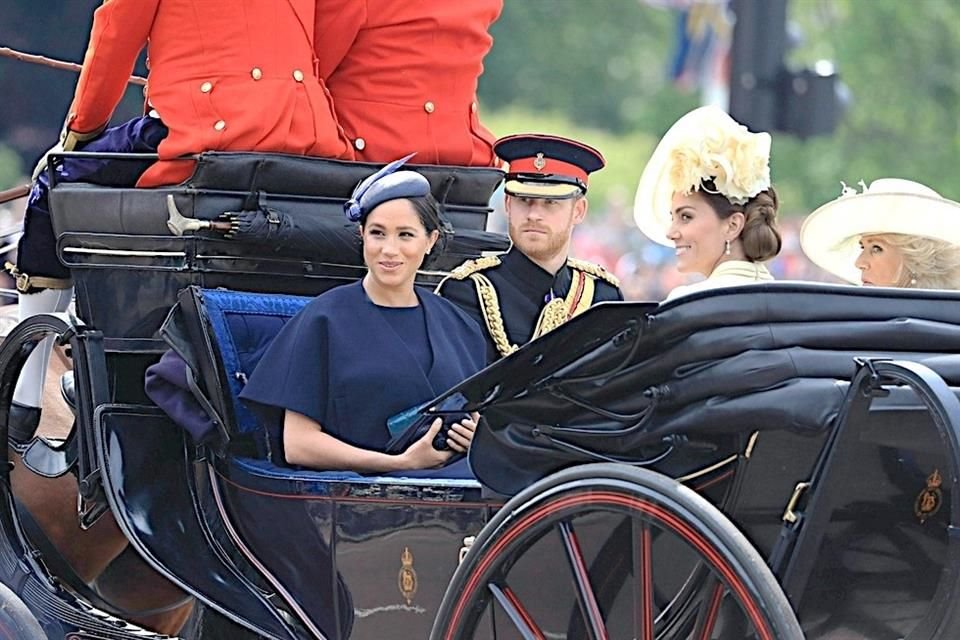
454, 282, 960, 494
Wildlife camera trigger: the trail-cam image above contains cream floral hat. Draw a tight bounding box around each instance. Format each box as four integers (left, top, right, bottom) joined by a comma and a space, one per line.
633, 106, 771, 246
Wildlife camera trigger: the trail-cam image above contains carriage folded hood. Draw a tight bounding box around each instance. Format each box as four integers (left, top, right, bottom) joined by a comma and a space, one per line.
448, 282, 960, 495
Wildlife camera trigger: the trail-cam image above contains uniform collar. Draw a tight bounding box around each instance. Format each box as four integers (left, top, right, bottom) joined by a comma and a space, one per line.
502, 248, 571, 299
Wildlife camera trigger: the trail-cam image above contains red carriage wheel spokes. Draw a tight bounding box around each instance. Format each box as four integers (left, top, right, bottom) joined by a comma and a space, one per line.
632, 518, 655, 640
557, 521, 609, 640
487, 583, 545, 640
430, 464, 802, 640
692, 580, 726, 640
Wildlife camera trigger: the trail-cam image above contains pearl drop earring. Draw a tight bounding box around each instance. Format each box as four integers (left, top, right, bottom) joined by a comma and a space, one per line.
724, 239, 731, 256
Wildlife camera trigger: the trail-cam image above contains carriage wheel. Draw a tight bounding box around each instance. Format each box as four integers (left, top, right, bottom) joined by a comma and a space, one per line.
430, 463, 801, 640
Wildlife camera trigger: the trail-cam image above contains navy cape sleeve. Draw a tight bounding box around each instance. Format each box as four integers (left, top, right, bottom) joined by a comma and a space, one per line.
239, 301, 332, 428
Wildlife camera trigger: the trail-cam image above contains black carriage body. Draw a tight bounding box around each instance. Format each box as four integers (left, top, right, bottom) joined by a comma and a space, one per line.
0, 152, 511, 640
448, 283, 960, 639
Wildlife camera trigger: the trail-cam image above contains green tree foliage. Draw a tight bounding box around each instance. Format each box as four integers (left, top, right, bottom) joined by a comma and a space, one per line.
479, 0, 960, 214
482, 1, 699, 134
777, 0, 960, 205
0, 143, 23, 189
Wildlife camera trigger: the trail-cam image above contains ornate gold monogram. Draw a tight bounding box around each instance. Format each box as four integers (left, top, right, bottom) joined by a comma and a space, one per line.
533, 152, 547, 171
914, 468, 943, 523
398, 547, 418, 605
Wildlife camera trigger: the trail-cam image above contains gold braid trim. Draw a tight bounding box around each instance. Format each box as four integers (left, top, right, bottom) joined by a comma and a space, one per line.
532, 270, 596, 339
470, 273, 518, 357
567, 257, 620, 288
446, 255, 502, 281
571, 274, 596, 317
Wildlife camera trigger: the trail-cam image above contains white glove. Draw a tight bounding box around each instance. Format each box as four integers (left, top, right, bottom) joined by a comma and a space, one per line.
31, 141, 64, 182
32, 127, 104, 182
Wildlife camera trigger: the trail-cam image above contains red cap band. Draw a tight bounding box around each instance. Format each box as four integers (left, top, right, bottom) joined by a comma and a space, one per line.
507, 157, 589, 184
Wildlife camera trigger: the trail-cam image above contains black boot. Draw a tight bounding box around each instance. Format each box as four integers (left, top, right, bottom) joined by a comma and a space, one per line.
8, 402, 41, 445
60, 371, 76, 413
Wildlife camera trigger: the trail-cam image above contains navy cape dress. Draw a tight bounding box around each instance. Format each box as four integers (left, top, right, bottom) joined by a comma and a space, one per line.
239, 281, 486, 461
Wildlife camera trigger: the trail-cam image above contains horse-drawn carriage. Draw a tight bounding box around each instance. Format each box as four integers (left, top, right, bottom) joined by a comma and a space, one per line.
0, 151, 959, 639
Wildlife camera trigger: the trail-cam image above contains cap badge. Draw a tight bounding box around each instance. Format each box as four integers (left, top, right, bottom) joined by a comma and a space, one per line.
533, 153, 547, 172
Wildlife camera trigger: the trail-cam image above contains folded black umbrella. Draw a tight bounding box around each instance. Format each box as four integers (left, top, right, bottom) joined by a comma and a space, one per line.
216, 205, 509, 269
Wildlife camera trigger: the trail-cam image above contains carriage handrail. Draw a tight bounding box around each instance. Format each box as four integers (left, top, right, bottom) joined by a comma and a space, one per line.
0, 45, 146, 85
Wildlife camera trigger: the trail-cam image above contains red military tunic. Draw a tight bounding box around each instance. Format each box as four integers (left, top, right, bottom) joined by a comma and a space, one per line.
67, 0, 354, 187
314, 0, 502, 167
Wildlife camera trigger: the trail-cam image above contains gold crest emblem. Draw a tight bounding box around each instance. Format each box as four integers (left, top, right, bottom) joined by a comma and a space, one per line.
533, 152, 547, 171
398, 547, 418, 605
914, 468, 943, 523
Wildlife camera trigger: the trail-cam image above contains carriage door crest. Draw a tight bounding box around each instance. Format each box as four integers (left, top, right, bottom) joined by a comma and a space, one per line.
398, 546, 418, 604
914, 468, 943, 523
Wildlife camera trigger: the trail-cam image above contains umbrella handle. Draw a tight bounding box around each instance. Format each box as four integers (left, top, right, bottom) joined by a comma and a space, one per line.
165, 195, 231, 236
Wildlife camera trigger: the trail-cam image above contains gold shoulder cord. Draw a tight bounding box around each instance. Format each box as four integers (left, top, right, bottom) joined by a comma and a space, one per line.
470, 273, 518, 357
437, 255, 502, 285
567, 257, 621, 288
440, 257, 609, 356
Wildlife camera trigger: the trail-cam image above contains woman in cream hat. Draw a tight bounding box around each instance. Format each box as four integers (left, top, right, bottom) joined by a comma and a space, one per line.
634, 106, 782, 301
800, 178, 960, 289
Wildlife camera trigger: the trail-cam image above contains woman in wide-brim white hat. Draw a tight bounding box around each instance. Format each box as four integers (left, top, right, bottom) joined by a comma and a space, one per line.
800, 178, 960, 289
634, 106, 782, 301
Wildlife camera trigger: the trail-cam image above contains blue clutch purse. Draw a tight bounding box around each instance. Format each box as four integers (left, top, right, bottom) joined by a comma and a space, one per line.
384, 392, 470, 455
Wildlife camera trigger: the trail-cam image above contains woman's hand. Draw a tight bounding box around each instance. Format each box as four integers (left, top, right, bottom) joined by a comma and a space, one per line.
400, 418, 454, 469
445, 412, 479, 454
399, 412, 479, 470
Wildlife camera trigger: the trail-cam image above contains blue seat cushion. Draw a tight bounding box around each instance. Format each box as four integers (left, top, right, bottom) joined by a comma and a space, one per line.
200, 288, 312, 461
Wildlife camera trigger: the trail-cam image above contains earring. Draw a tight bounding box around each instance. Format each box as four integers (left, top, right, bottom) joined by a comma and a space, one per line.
724, 239, 731, 256
909, 273, 918, 287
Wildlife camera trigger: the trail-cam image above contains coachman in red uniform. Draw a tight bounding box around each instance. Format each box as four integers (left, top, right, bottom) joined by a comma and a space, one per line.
10, 0, 355, 442
70, 0, 354, 187
315, 0, 503, 167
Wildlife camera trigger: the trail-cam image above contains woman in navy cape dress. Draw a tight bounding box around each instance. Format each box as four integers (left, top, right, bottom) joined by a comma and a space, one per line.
240, 158, 486, 474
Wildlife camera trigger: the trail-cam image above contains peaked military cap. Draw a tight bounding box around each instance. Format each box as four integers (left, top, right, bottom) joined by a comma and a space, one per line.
495, 134, 605, 199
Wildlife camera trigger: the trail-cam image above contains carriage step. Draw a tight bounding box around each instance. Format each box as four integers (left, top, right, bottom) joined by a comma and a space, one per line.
20, 432, 78, 479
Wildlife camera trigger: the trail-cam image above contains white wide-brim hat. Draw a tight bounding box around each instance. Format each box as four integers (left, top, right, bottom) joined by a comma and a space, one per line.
634, 106, 771, 246
800, 178, 960, 283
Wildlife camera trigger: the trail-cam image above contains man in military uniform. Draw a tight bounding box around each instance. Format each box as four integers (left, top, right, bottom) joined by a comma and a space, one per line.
437, 134, 623, 362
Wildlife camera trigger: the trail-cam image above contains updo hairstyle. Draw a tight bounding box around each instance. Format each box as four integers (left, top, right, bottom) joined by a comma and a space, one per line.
700, 178, 782, 262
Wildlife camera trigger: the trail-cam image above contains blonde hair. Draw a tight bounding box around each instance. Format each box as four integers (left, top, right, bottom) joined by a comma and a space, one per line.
877, 233, 960, 290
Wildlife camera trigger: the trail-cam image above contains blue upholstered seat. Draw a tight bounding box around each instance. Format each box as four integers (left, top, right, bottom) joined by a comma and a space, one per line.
199, 288, 312, 462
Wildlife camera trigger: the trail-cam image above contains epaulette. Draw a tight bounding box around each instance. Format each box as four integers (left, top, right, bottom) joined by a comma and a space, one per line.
567, 257, 620, 288
446, 255, 502, 281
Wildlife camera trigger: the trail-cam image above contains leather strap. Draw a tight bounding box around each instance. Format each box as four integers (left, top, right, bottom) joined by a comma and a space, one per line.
5, 262, 72, 293
14, 497, 192, 618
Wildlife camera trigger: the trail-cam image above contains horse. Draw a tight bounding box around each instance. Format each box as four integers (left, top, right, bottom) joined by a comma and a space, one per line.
1, 302, 195, 635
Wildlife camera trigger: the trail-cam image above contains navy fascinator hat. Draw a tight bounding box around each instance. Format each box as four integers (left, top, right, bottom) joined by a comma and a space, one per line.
343, 153, 431, 222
